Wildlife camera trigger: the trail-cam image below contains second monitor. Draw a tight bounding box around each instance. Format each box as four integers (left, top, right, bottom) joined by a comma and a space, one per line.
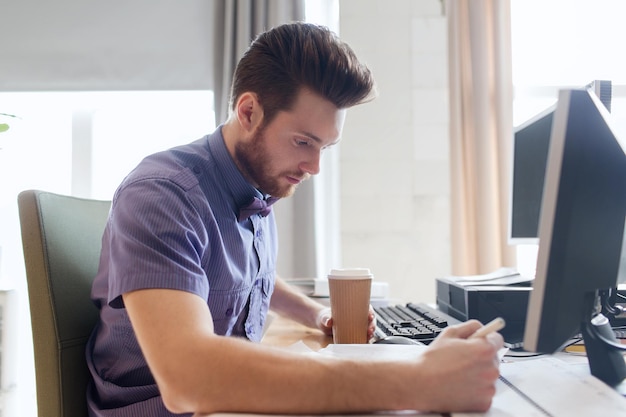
509, 80, 613, 243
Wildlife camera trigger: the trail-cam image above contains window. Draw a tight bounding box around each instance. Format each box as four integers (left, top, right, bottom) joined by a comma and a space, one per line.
511, 0, 626, 276
0, 90, 214, 416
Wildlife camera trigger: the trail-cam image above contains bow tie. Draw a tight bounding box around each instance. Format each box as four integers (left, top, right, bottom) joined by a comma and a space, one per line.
238, 197, 279, 221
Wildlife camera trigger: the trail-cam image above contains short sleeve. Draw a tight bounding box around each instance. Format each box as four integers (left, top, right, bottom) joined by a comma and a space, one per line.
106, 174, 211, 308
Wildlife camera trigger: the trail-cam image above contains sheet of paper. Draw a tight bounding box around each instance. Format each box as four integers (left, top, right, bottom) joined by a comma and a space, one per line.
318, 344, 428, 361
454, 356, 626, 417
284, 278, 390, 298
438, 267, 534, 287
442, 267, 520, 282
452, 379, 548, 417
451, 275, 533, 287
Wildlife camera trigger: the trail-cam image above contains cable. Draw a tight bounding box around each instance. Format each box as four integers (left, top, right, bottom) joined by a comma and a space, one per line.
600, 287, 625, 320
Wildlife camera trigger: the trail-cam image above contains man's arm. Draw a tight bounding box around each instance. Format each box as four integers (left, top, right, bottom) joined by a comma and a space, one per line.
123, 287, 504, 415
124, 287, 379, 414
269, 276, 332, 332
270, 275, 376, 338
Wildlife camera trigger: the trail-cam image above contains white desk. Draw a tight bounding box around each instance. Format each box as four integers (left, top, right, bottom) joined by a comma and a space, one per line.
194, 315, 626, 417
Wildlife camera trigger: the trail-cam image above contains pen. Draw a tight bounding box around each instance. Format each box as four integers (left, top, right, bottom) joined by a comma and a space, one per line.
470, 317, 506, 339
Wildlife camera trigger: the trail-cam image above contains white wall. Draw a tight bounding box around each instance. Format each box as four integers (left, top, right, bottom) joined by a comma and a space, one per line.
338, 0, 451, 304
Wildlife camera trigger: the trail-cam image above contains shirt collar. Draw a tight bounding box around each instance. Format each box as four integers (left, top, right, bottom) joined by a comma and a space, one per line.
207, 125, 275, 215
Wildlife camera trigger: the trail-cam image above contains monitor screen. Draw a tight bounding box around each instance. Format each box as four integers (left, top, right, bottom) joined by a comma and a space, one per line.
522, 88, 626, 387
509, 80, 612, 244
509, 106, 555, 243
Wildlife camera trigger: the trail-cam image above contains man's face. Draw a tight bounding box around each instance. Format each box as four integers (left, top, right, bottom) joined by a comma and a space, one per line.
235, 89, 346, 198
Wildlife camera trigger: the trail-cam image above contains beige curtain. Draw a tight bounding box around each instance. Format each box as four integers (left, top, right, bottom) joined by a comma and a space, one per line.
212, 0, 305, 124
447, 0, 517, 275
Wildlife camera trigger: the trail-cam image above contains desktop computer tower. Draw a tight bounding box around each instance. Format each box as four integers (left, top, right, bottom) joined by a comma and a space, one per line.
436, 278, 530, 346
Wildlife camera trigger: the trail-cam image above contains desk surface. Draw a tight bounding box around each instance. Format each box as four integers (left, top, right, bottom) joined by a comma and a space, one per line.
193, 314, 626, 417
260, 313, 332, 351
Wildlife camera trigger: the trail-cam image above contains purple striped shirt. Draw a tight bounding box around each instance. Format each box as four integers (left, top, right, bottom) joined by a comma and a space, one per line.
86, 126, 278, 416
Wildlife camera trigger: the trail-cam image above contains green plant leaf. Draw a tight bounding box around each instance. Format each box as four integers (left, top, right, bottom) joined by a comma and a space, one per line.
0, 123, 9, 133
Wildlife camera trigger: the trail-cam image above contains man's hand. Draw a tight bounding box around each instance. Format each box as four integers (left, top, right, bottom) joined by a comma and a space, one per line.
415, 320, 504, 412
316, 305, 377, 340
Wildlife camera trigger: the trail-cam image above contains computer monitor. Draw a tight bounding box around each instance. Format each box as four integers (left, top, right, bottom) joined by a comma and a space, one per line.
522, 88, 626, 388
509, 106, 555, 243
509, 80, 612, 244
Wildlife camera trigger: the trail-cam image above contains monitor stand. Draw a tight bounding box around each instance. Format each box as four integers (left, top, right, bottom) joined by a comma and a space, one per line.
581, 314, 626, 394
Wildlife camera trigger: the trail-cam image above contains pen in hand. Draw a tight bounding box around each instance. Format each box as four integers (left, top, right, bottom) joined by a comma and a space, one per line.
469, 317, 506, 339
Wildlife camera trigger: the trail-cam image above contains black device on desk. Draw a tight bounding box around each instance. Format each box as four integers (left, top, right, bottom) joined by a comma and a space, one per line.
435, 278, 530, 347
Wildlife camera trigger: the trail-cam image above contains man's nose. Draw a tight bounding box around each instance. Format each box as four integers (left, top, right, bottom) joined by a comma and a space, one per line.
300, 150, 321, 176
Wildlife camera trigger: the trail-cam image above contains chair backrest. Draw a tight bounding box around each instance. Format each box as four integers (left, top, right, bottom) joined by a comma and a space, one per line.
18, 190, 111, 417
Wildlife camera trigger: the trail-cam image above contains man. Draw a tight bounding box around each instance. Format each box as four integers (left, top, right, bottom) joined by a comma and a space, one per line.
86, 22, 503, 416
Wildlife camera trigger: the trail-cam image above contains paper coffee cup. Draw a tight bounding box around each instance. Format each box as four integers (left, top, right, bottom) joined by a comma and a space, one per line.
327, 268, 373, 344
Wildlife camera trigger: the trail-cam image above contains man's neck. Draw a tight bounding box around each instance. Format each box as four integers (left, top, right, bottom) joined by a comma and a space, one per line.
220, 120, 239, 160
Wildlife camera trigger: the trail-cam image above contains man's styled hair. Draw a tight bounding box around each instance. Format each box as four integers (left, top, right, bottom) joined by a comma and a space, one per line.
229, 22, 376, 124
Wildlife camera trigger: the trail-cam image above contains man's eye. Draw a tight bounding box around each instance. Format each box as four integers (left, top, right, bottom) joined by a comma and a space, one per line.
296, 139, 310, 146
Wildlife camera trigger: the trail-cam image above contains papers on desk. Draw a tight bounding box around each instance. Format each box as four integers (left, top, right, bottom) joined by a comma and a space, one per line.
441, 267, 533, 287
286, 277, 390, 298
471, 355, 626, 417
315, 345, 626, 417
318, 343, 428, 360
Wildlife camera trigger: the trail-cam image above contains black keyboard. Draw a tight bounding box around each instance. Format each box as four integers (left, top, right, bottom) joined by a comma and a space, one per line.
374, 302, 461, 344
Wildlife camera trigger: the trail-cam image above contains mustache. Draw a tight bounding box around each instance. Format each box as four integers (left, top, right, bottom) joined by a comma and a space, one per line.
285, 170, 310, 180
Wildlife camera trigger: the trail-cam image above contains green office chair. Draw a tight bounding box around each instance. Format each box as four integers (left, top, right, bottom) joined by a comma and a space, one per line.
18, 190, 111, 417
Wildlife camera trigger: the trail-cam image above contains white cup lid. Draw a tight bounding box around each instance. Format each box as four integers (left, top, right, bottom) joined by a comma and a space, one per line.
328, 268, 373, 278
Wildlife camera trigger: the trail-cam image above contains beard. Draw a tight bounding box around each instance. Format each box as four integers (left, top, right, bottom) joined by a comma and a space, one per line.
234, 126, 303, 198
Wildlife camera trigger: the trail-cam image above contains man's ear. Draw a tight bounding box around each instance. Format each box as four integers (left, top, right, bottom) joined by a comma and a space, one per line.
235, 92, 264, 133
